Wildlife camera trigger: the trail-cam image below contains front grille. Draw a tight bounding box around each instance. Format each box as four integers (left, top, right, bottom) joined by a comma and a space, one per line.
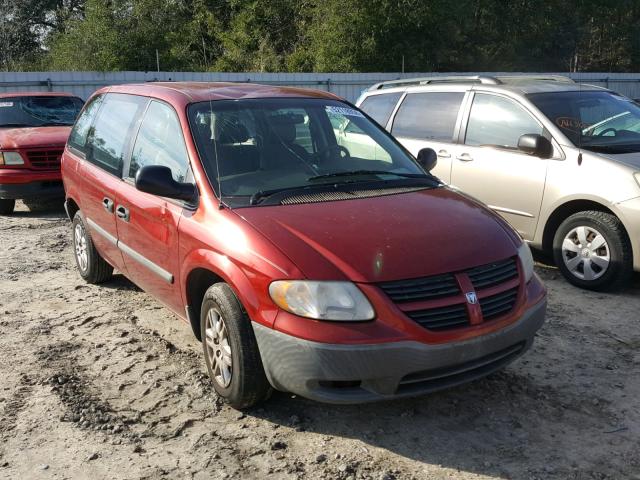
467, 258, 518, 289
396, 342, 525, 394
26, 149, 63, 170
378, 273, 460, 303
378, 256, 519, 332
480, 287, 518, 320
406, 303, 468, 331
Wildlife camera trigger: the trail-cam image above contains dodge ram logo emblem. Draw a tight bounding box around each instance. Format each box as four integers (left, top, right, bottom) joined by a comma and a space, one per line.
465, 292, 478, 305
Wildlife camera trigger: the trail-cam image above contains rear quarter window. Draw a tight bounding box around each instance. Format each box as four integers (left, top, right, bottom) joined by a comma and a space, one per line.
391, 92, 465, 141
359, 93, 402, 127
68, 95, 104, 154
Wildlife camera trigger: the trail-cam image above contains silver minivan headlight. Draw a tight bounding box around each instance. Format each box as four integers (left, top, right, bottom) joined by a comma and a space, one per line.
518, 242, 534, 283
269, 280, 375, 321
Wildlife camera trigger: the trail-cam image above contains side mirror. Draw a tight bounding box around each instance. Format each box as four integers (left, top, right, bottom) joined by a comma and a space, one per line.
416, 147, 438, 172
135, 165, 196, 201
518, 134, 553, 158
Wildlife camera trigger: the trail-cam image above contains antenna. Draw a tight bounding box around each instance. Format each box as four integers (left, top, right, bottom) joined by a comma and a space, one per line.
577, 77, 583, 165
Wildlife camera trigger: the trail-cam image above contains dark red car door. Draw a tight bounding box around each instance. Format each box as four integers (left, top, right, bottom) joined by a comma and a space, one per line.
114, 100, 194, 314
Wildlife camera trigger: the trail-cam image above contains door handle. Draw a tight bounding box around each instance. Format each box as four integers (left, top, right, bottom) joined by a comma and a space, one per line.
437, 149, 451, 158
456, 153, 474, 162
116, 205, 130, 222
102, 197, 114, 213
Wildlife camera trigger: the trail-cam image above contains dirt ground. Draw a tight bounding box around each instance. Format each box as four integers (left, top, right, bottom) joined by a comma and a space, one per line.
0, 200, 639, 480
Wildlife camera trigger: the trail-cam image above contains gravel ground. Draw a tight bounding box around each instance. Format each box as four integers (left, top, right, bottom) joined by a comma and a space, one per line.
0, 200, 639, 480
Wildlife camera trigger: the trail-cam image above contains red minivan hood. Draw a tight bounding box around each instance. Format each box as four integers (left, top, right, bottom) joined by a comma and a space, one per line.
236, 187, 519, 283
0, 126, 71, 150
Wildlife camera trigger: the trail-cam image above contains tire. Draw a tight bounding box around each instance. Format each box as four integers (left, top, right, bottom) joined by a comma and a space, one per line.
200, 283, 272, 409
553, 210, 632, 291
72, 211, 113, 284
0, 199, 15, 215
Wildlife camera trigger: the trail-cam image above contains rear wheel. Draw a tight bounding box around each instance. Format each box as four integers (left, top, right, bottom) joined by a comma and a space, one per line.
201, 283, 271, 409
0, 199, 15, 215
553, 211, 632, 291
72, 212, 113, 284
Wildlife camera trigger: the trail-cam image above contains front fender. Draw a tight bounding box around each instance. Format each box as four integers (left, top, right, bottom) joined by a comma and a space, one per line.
180, 248, 280, 328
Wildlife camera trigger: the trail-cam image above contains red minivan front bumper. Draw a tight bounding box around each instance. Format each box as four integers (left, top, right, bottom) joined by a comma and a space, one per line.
0, 168, 64, 200
252, 274, 546, 403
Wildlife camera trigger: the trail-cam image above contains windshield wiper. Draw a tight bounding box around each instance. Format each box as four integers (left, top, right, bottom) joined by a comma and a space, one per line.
249, 185, 317, 205
308, 170, 427, 182
40, 122, 71, 126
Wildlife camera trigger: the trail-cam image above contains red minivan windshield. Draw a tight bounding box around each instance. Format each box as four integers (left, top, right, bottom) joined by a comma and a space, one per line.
188, 98, 437, 207
0, 95, 84, 129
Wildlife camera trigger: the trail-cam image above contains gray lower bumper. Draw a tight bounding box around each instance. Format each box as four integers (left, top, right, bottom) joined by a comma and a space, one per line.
253, 299, 546, 404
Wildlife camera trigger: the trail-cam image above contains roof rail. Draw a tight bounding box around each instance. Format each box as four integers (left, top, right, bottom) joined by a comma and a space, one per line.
370, 75, 501, 90
495, 75, 575, 84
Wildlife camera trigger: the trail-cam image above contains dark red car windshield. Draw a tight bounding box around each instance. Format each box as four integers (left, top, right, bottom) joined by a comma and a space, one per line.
187, 98, 435, 207
0, 96, 84, 128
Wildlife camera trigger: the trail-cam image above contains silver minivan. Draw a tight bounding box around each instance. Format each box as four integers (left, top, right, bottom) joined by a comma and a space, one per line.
357, 75, 640, 290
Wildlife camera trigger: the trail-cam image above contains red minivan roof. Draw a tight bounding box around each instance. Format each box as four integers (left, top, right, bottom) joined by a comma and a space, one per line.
100, 82, 342, 106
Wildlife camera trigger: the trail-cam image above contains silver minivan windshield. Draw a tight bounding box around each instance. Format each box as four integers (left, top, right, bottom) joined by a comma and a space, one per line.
528, 90, 640, 153
187, 98, 436, 207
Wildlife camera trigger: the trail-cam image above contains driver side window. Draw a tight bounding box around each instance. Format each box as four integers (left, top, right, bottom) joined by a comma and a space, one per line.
129, 101, 190, 183
465, 94, 543, 149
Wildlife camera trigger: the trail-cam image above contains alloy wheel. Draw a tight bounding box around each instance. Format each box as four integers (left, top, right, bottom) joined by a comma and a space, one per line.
561, 225, 610, 281
205, 308, 233, 388
74, 223, 88, 272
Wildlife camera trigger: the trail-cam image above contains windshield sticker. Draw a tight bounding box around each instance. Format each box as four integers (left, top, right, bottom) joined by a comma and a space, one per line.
0, 102, 13, 107
556, 116, 591, 131
326, 105, 364, 118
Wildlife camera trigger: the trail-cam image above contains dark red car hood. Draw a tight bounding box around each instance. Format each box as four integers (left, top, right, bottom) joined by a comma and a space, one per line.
0, 126, 71, 150
236, 187, 520, 283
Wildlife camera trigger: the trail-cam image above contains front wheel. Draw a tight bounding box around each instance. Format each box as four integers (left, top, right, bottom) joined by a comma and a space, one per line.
553, 210, 632, 291
0, 199, 15, 215
201, 283, 272, 409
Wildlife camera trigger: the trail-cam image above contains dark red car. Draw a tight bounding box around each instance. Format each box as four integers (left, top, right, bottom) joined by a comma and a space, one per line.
0, 92, 84, 214
62, 83, 546, 408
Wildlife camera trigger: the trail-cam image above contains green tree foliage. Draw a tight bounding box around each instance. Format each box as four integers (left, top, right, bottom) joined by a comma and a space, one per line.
4, 0, 640, 72
0, 0, 84, 70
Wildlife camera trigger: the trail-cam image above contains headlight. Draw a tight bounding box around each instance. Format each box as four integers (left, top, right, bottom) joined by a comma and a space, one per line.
517, 242, 534, 283
269, 280, 375, 321
0, 151, 24, 166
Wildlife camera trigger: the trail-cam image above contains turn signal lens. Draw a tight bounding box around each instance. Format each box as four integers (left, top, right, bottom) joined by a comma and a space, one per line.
518, 242, 535, 283
269, 280, 375, 321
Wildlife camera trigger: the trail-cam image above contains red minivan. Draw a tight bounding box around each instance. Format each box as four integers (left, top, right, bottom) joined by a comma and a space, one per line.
61, 83, 546, 408
0, 92, 84, 214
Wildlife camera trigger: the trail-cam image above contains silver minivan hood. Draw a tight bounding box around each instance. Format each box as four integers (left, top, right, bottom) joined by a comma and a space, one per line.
595, 151, 640, 169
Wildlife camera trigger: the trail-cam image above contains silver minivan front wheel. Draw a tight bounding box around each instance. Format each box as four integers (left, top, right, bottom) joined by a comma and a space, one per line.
561, 225, 610, 281
553, 210, 632, 291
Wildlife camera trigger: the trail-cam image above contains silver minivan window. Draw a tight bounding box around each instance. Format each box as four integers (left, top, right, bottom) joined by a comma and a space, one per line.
359, 93, 402, 127
391, 92, 464, 141
465, 93, 543, 149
